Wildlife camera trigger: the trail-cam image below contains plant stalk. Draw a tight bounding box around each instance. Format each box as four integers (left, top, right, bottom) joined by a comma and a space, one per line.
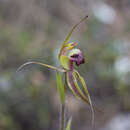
60, 104, 65, 130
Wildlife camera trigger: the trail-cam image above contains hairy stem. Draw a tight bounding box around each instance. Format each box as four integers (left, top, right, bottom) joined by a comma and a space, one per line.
60, 104, 65, 130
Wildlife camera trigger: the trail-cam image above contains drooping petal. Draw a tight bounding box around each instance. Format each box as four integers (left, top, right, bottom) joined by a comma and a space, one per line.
73, 70, 94, 127
66, 69, 94, 127
66, 71, 90, 105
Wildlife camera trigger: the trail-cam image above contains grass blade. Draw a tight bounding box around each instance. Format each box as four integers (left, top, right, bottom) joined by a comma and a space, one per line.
66, 117, 72, 130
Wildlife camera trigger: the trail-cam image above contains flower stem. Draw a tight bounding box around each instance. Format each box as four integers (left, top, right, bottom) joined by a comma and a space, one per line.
60, 104, 65, 130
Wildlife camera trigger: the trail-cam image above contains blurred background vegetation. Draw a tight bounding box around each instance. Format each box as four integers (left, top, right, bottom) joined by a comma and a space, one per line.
0, 0, 130, 130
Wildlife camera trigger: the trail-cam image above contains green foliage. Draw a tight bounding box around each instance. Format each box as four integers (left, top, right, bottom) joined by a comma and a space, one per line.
66, 118, 72, 130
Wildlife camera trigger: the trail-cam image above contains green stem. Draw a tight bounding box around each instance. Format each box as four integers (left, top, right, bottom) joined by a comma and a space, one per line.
60, 104, 65, 130
60, 72, 67, 130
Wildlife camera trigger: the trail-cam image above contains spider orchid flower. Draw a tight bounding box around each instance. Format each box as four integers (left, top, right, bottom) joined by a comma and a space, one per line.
59, 42, 94, 120
17, 15, 94, 129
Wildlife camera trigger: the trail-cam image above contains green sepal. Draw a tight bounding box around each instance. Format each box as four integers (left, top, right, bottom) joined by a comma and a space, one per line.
56, 71, 65, 104
58, 16, 88, 59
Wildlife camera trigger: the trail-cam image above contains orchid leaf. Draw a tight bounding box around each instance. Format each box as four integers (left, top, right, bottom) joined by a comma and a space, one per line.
60, 56, 70, 70
16, 61, 65, 73
56, 71, 65, 104
74, 70, 94, 127
66, 117, 72, 130
58, 16, 88, 59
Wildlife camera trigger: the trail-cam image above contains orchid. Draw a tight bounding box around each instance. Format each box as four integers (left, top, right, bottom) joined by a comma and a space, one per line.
17, 16, 94, 130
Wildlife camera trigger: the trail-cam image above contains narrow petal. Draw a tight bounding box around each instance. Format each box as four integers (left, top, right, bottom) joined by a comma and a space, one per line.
16, 61, 65, 73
